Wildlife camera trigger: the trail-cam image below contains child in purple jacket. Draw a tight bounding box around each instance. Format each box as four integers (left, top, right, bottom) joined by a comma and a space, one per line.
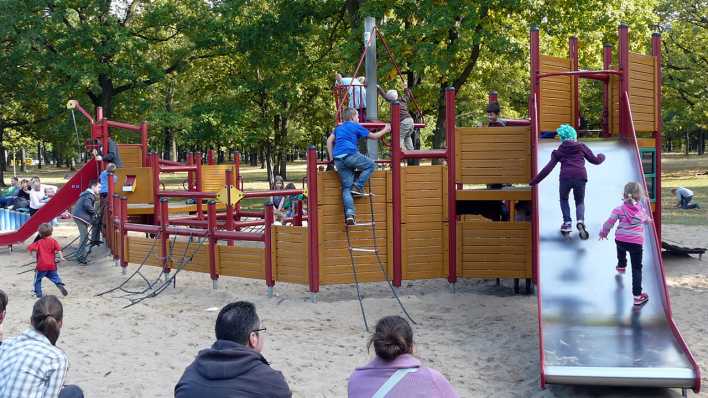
348, 316, 458, 398
599, 182, 651, 306
529, 124, 605, 238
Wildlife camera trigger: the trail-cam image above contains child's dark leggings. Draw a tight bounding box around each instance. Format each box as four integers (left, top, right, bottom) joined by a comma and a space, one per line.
616, 240, 643, 296
559, 178, 586, 223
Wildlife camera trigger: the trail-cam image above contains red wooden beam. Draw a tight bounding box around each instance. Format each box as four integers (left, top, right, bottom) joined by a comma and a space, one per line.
306, 146, 320, 294
391, 102, 402, 287
445, 87, 457, 285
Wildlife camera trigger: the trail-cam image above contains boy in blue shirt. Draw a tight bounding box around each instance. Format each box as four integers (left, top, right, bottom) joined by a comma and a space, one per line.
327, 108, 390, 225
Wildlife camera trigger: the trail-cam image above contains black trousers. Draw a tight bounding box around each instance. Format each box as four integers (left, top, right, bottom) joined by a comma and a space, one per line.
616, 240, 643, 296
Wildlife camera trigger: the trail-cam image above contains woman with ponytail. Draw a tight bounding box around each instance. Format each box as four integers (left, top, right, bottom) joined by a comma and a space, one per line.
348, 316, 458, 397
0, 295, 83, 398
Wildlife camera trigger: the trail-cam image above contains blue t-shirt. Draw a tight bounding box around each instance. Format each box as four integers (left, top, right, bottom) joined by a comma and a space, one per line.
333, 121, 369, 157
99, 170, 118, 194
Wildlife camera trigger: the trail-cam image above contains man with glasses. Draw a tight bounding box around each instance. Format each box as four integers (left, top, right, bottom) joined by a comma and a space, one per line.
175, 301, 291, 397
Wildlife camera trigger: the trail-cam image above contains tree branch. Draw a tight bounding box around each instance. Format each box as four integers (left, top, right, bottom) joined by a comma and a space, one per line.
452, 6, 489, 89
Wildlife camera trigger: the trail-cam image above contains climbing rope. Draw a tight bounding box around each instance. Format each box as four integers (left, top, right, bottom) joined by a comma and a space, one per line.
95, 232, 164, 297
343, 177, 416, 331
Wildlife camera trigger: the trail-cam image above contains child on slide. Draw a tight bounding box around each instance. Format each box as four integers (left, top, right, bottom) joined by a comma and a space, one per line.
599, 182, 651, 306
529, 124, 605, 238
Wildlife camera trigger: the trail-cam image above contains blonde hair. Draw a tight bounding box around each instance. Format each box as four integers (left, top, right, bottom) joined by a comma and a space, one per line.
623, 182, 644, 203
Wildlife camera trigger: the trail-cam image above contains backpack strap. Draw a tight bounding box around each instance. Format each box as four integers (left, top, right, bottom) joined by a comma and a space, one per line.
372, 367, 419, 398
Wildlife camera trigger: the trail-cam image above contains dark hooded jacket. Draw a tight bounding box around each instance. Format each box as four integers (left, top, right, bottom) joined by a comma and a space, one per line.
71, 189, 97, 225
175, 340, 291, 398
530, 140, 605, 185
97, 138, 123, 167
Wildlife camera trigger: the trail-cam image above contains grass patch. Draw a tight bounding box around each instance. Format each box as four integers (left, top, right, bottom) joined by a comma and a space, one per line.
660, 154, 707, 226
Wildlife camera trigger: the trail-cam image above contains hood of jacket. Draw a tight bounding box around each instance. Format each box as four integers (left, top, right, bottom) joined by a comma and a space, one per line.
556, 140, 585, 158
193, 340, 269, 380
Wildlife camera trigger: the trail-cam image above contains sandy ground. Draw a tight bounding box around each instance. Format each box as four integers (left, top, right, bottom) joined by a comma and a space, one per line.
0, 223, 705, 398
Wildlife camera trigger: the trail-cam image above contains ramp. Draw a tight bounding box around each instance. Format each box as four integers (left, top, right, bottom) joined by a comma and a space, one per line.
0, 159, 99, 246
535, 140, 700, 390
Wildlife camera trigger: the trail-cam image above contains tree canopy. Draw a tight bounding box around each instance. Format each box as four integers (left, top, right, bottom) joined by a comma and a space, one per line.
0, 0, 704, 183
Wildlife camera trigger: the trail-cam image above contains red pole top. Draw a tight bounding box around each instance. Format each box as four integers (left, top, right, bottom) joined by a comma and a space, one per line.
207, 149, 215, 165
97, 106, 104, 121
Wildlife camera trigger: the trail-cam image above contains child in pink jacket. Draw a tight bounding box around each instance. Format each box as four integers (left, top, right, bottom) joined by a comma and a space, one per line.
599, 182, 651, 306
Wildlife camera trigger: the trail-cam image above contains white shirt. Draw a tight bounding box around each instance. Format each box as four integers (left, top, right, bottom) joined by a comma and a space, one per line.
675, 187, 693, 199
29, 190, 47, 210
338, 77, 367, 109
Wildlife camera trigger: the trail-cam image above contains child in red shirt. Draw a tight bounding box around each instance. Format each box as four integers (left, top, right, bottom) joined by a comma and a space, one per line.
27, 223, 67, 298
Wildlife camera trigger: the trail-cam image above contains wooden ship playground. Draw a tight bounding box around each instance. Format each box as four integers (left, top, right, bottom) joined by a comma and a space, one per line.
0, 24, 701, 395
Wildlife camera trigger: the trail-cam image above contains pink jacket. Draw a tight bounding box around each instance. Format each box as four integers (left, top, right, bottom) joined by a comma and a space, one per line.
348, 354, 459, 398
599, 201, 650, 245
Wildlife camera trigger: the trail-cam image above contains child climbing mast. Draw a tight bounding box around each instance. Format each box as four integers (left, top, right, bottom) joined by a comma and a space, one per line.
529, 125, 605, 239
599, 182, 651, 306
327, 108, 390, 225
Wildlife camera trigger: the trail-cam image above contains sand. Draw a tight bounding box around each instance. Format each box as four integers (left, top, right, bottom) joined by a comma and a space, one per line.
0, 223, 705, 398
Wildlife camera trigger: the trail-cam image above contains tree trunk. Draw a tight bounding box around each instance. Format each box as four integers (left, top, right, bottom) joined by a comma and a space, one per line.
20, 148, 27, 173
0, 126, 6, 187
37, 142, 43, 169
699, 131, 705, 156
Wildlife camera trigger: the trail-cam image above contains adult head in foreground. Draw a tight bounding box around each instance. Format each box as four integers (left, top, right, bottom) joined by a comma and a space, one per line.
348, 315, 459, 398
175, 301, 291, 398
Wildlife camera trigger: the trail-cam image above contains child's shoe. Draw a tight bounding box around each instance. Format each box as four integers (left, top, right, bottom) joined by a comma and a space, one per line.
560, 222, 572, 233
616, 265, 627, 274
56, 283, 68, 297
576, 221, 589, 240
633, 292, 649, 306
345, 216, 356, 226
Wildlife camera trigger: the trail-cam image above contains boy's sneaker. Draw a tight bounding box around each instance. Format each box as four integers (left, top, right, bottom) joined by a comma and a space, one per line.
616, 265, 627, 274
345, 216, 356, 226
56, 284, 68, 297
560, 222, 572, 233
633, 292, 649, 306
351, 186, 366, 197
576, 221, 589, 240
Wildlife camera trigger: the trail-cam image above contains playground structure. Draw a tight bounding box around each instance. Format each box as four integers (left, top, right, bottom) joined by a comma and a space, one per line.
0, 20, 699, 395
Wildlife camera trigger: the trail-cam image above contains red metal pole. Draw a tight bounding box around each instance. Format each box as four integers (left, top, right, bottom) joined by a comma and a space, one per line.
652, 32, 662, 243
151, 153, 160, 225
186, 153, 194, 191
120, 196, 128, 269
602, 44, 613, 137
391, 102, 403, 287
264, 204, 275, 289
160, 198, 170, 275
112, 193, 120, 260
225, 169, 235, 247
207, 201, 219, 287
140, 122, 149, 167
195, 152, 203, 220
306, 146, 320, 294
618, 24, 630, 140
97, 106, 104, 122
107, 169, 115, 252
101, 122, 109, 170
294, 200, 303, 226
530, 27, 540, 131
569, 36, 580, 128
207, 149, 215, 165
445, 87, 457, 285
234, 152, 241, 227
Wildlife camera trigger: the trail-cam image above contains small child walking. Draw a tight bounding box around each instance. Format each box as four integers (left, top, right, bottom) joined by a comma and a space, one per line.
529, 124, 605, 238
27, 223, 68, 298
599, 182, 651, 306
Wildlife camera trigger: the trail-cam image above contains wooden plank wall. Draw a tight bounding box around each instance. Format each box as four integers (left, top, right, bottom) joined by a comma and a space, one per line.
126, 236, 162, 267
200, 165, 236, 193
117, 144, 143, 168
401, 165, 447, 280
458, 216, 532, 278
628, 52, 658, 132
219, 245, 265, 279
114, 167, 154, 204
317, 170, 391, 284
272, 225, 309, 284
539, 55, 574, 132
455, 126, 531, 185
609, 70, 620, 134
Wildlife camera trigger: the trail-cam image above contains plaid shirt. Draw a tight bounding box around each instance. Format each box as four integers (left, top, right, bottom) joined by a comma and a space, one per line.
0, 328, 68, 398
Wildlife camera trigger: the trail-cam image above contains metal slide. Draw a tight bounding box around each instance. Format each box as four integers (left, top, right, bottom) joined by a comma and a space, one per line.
0, 159, 99, 246
535, 140, 700, 391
